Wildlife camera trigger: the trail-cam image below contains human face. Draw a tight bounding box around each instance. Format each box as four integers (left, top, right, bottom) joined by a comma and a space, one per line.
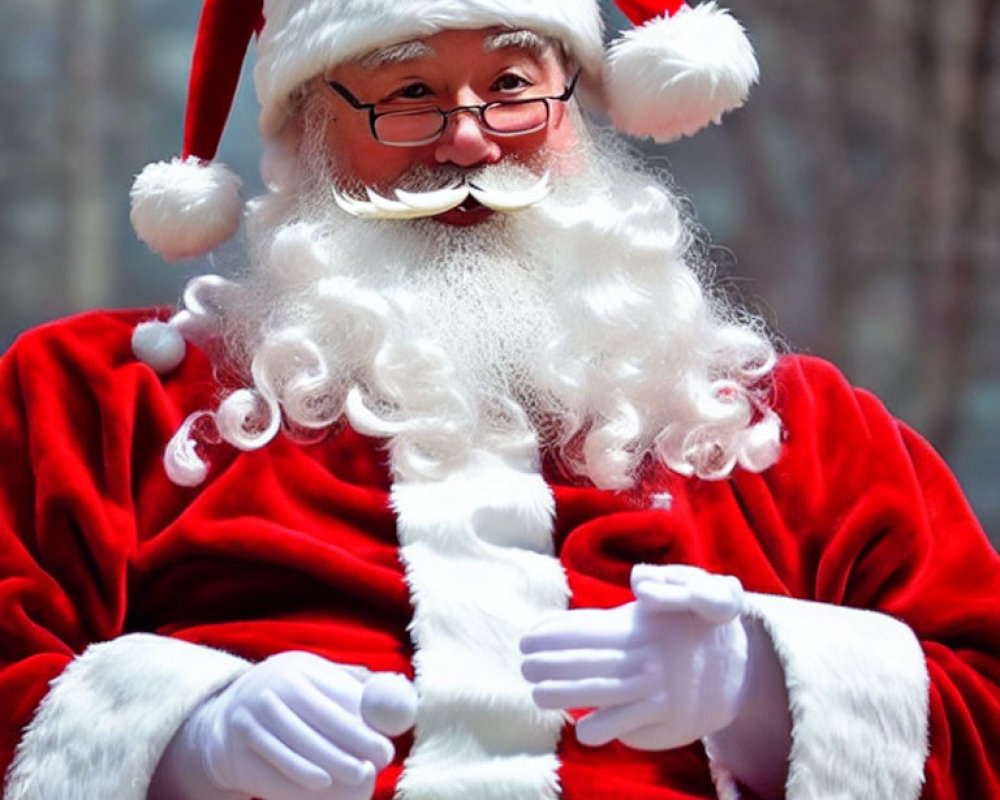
318, 28, 578, 225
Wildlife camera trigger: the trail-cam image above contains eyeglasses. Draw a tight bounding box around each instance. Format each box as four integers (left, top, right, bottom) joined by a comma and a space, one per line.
327, 71, 580, 147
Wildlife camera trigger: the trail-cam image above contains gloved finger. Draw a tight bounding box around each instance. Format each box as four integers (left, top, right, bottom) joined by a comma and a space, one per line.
617, 720, 693, 751
282, 675, 395, 769
575, 698, 666, 747
251, 693, 381, 787
531, 671, 657, 711
521, 605, 642, 653
242, 719, 341, 791
298, 657, 366, 716
521, 647, 646, 683
634, 571, 743, 625
238, 752, 377, 800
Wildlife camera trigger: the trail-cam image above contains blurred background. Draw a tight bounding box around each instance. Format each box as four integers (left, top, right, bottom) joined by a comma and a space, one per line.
1, 0, 997, 545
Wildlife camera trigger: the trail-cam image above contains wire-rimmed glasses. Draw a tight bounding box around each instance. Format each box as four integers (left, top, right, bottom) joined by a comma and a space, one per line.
327, 71, 580, 147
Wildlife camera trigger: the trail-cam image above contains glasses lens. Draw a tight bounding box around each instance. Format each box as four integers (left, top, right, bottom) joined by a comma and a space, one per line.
483, 100, 549, 134
375, 110, 444, 145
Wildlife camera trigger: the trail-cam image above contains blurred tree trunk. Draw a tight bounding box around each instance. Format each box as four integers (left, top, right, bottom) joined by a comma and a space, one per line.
908, 0, 998, 453
109, 0, 146, 176
58, 0, 114, 311
0, 2, 60, 328
811, 3, 862, 367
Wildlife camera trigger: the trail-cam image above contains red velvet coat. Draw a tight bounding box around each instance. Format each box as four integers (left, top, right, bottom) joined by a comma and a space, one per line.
1, 309, 999, 799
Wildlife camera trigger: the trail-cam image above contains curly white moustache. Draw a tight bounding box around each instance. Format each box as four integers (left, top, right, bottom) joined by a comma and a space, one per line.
333, 172, 551, 220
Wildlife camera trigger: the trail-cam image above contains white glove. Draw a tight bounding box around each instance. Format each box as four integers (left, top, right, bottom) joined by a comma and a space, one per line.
520, 564, 749, 751
150, 652, 417, 800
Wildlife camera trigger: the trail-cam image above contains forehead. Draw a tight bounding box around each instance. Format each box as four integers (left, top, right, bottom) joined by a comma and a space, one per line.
356, 28, 557, 70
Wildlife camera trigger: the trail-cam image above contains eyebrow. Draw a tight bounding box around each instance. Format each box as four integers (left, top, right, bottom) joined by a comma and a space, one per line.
482, 29, 554, 59
357, 29, 557, 71
359, 40, 436, 69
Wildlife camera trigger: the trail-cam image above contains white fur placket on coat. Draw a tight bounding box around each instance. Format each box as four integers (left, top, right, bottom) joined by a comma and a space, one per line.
391, 449, 570, 800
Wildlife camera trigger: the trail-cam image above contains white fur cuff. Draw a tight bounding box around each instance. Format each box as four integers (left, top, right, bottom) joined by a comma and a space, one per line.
4, 634, 250, 800
710, 594, 929, 800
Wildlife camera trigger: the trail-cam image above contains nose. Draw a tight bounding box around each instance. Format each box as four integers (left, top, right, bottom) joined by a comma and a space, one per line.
433, 107, 502, 168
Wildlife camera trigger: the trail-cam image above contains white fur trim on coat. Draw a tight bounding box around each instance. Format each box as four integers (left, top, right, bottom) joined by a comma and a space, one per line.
130, 157, 244, 261
256, 0, 605, 135
4, 634, 250, 800
707, 594, 930, 800
605, 3, 758, 142
391, 450, 569, 800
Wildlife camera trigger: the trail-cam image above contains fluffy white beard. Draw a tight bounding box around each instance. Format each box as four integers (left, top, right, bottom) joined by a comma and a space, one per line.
166, 122, 781, 488
320, 210, 563, 475
380, 223, 558, 418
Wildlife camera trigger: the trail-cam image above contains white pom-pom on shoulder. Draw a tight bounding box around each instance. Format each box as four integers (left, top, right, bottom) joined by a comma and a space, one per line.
130, 156, 244, 261
131, 319, 187, 374
605, 2, 759, 142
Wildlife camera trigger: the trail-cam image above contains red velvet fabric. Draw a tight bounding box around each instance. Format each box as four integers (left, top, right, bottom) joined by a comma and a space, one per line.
1, 309, 998, 798
183, 0, 264, 161
614, 0, 687, 26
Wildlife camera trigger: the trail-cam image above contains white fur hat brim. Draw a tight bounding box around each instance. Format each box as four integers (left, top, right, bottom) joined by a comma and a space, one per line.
255, 0, 606, 136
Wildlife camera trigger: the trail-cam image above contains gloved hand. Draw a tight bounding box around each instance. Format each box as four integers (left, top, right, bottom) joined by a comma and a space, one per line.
520, 564, 749, 751
149, 652, 417, 800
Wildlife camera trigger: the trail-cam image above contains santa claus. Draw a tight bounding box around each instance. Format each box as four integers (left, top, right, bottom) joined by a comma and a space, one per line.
2, 1, 998, 800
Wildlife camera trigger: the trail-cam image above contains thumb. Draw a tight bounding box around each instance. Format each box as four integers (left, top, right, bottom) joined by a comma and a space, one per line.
632, 565, 744, 625
361, 673, 418, 737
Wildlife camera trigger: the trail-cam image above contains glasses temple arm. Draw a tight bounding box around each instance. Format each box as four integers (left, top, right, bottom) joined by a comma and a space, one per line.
328, 81, 370, 110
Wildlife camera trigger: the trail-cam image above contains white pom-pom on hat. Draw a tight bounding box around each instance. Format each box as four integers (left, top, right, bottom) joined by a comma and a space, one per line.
131, 0, 261, 261
606, 2, 759, 142
130, 158, 243, 262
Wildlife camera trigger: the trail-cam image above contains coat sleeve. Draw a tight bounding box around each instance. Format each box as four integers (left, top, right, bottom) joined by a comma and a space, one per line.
713, 356, 1000, 800
0, 312, 249, 800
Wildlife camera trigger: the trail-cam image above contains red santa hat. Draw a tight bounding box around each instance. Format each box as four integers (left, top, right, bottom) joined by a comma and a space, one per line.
130, 0, 757, 262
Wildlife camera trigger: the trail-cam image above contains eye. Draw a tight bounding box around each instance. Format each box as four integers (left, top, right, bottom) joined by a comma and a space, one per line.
491, 73, 532, 93
389, 82, 433, 101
